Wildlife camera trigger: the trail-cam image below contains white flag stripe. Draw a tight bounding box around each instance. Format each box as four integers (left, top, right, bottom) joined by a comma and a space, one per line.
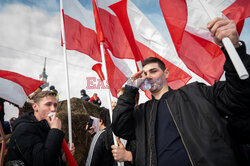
127, 1, 196, 79
185, 0, 234, 43
62, 0, 96, 31
95, 0, 119, 15
107, 49, 137, 78
206, 0, 236, 12
0, 77, 27, 107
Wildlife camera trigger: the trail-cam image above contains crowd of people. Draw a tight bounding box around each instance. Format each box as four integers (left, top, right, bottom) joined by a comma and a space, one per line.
2, 18, 250, 166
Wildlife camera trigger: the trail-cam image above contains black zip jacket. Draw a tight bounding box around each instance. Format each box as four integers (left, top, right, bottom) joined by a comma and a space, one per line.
6, 111, 65, 166
112, 42, 250, 166
86, 128, 117, 166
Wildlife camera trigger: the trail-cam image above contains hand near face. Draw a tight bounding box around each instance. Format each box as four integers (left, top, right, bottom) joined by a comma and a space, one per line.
127, 70, 148, 89
46, 112, 62, 130
85, 124, 96, 135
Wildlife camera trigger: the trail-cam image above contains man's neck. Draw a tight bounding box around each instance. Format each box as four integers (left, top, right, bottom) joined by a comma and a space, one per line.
152, 86, 169, 100
34, 113, 42, 121
99, 125, 106, 131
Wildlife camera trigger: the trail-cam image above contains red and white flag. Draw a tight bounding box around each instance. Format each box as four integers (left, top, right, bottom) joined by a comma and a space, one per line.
62, 0, 132, 97
94, 0, 192, 91
160, 0, 250, 85
0, 70, 44, 107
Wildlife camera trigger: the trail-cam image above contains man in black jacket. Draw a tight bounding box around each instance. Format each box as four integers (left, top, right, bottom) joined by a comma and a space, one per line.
7, 91, 74, 166
112, 18, 250, 166
86, 109, 116, 166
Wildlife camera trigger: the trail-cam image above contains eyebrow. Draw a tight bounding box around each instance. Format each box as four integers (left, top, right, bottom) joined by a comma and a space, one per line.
149, 68, 158, 71
143, 68, 158, 75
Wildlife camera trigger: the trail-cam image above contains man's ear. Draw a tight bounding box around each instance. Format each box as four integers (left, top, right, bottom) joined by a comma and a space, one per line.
164, 68, 169, 79
32, 103, 38, 112
100, 119, 104, 125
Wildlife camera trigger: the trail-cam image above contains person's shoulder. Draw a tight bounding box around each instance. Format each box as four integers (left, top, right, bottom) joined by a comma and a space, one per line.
96, 130, 106, 137
177, 81, 209, 91
13, 112, 37, 133
92, 130, 106, 145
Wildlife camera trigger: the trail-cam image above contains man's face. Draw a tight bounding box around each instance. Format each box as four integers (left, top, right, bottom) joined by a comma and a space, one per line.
143, 62, 169, 93
33, 96, 58, 121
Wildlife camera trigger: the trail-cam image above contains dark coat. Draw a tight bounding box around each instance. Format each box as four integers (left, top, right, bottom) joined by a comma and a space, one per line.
112, 42, 250, 166
6, 111, 65, 166
86, 128, 116, 166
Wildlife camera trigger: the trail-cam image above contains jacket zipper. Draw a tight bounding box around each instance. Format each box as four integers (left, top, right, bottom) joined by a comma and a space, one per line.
148, 100, 155, 166
165, 99, 195, 166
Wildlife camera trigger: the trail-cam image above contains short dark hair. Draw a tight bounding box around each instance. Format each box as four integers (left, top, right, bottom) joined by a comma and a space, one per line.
99, 109, 111, 127
33, 91, 57, 103
142, 57, 166, 71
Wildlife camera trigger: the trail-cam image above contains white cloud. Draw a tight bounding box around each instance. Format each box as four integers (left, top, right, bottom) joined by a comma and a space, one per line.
0, 2, 249, 116
0, 3, 112, 110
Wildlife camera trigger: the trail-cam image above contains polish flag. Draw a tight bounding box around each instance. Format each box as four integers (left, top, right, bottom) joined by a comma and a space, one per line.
94, 0, 192, 90
62, 0, 101, 63
160, 0, 250, 85
0, 70, 45, 107
62, 0, 133, 97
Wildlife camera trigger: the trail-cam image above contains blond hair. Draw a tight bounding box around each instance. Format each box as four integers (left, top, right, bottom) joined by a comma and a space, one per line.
32, 91, 57, 103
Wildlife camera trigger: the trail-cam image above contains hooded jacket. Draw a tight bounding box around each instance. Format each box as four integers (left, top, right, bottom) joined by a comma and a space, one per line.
6, 111, 65, 166
112, 42, 250, 166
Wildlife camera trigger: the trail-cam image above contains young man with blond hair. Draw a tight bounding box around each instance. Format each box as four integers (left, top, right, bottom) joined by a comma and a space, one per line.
7, 91, 74, 166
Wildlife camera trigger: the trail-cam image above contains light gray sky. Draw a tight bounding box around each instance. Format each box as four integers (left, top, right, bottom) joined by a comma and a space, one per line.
0, 0, 249, 116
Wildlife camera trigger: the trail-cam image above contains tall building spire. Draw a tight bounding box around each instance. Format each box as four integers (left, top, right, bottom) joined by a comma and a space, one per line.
39, 57, 48, 82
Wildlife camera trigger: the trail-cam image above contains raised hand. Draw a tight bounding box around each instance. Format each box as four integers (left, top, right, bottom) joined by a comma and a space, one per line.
207, 18, 239, 47
127, 70, 148, 89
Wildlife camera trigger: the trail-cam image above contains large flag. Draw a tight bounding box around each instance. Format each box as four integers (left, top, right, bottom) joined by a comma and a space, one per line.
94, 0, 192, 91
62, 0, 135, 97
62, 0, 101, 63
0, 70, 44, 107
160, 0, 250, 85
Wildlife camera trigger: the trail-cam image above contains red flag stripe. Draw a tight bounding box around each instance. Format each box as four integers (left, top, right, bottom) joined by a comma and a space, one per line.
0, 70, 44, 107
63, 14, 102, 62
159, 0, 250, 85
105, 50, 128, 97
92, 0, 104, 43
109, 0, 143, 62
96, 1, 192, 89
223, 0, 250, 33
0, 70, 44, 95
62, 0, 132, 97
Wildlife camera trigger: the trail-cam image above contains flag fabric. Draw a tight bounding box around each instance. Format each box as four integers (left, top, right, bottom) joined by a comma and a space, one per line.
62, 0, 101, 63
62, 0, 135, 97
159, 0, 250, 85
94, 0, 192, 90
0, 70, 44, 107
62, 139, 77, 166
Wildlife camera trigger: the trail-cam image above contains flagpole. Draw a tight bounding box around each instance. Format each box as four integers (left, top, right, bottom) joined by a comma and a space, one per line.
199, 0, 249, 80
99, 42, 117, 143
60, 0, 73, 149
100, 42, 122, 166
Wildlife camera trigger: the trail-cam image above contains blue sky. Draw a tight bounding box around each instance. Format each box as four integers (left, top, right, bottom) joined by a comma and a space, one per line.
0, 0, 248, 52
0, 0, 249, 111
